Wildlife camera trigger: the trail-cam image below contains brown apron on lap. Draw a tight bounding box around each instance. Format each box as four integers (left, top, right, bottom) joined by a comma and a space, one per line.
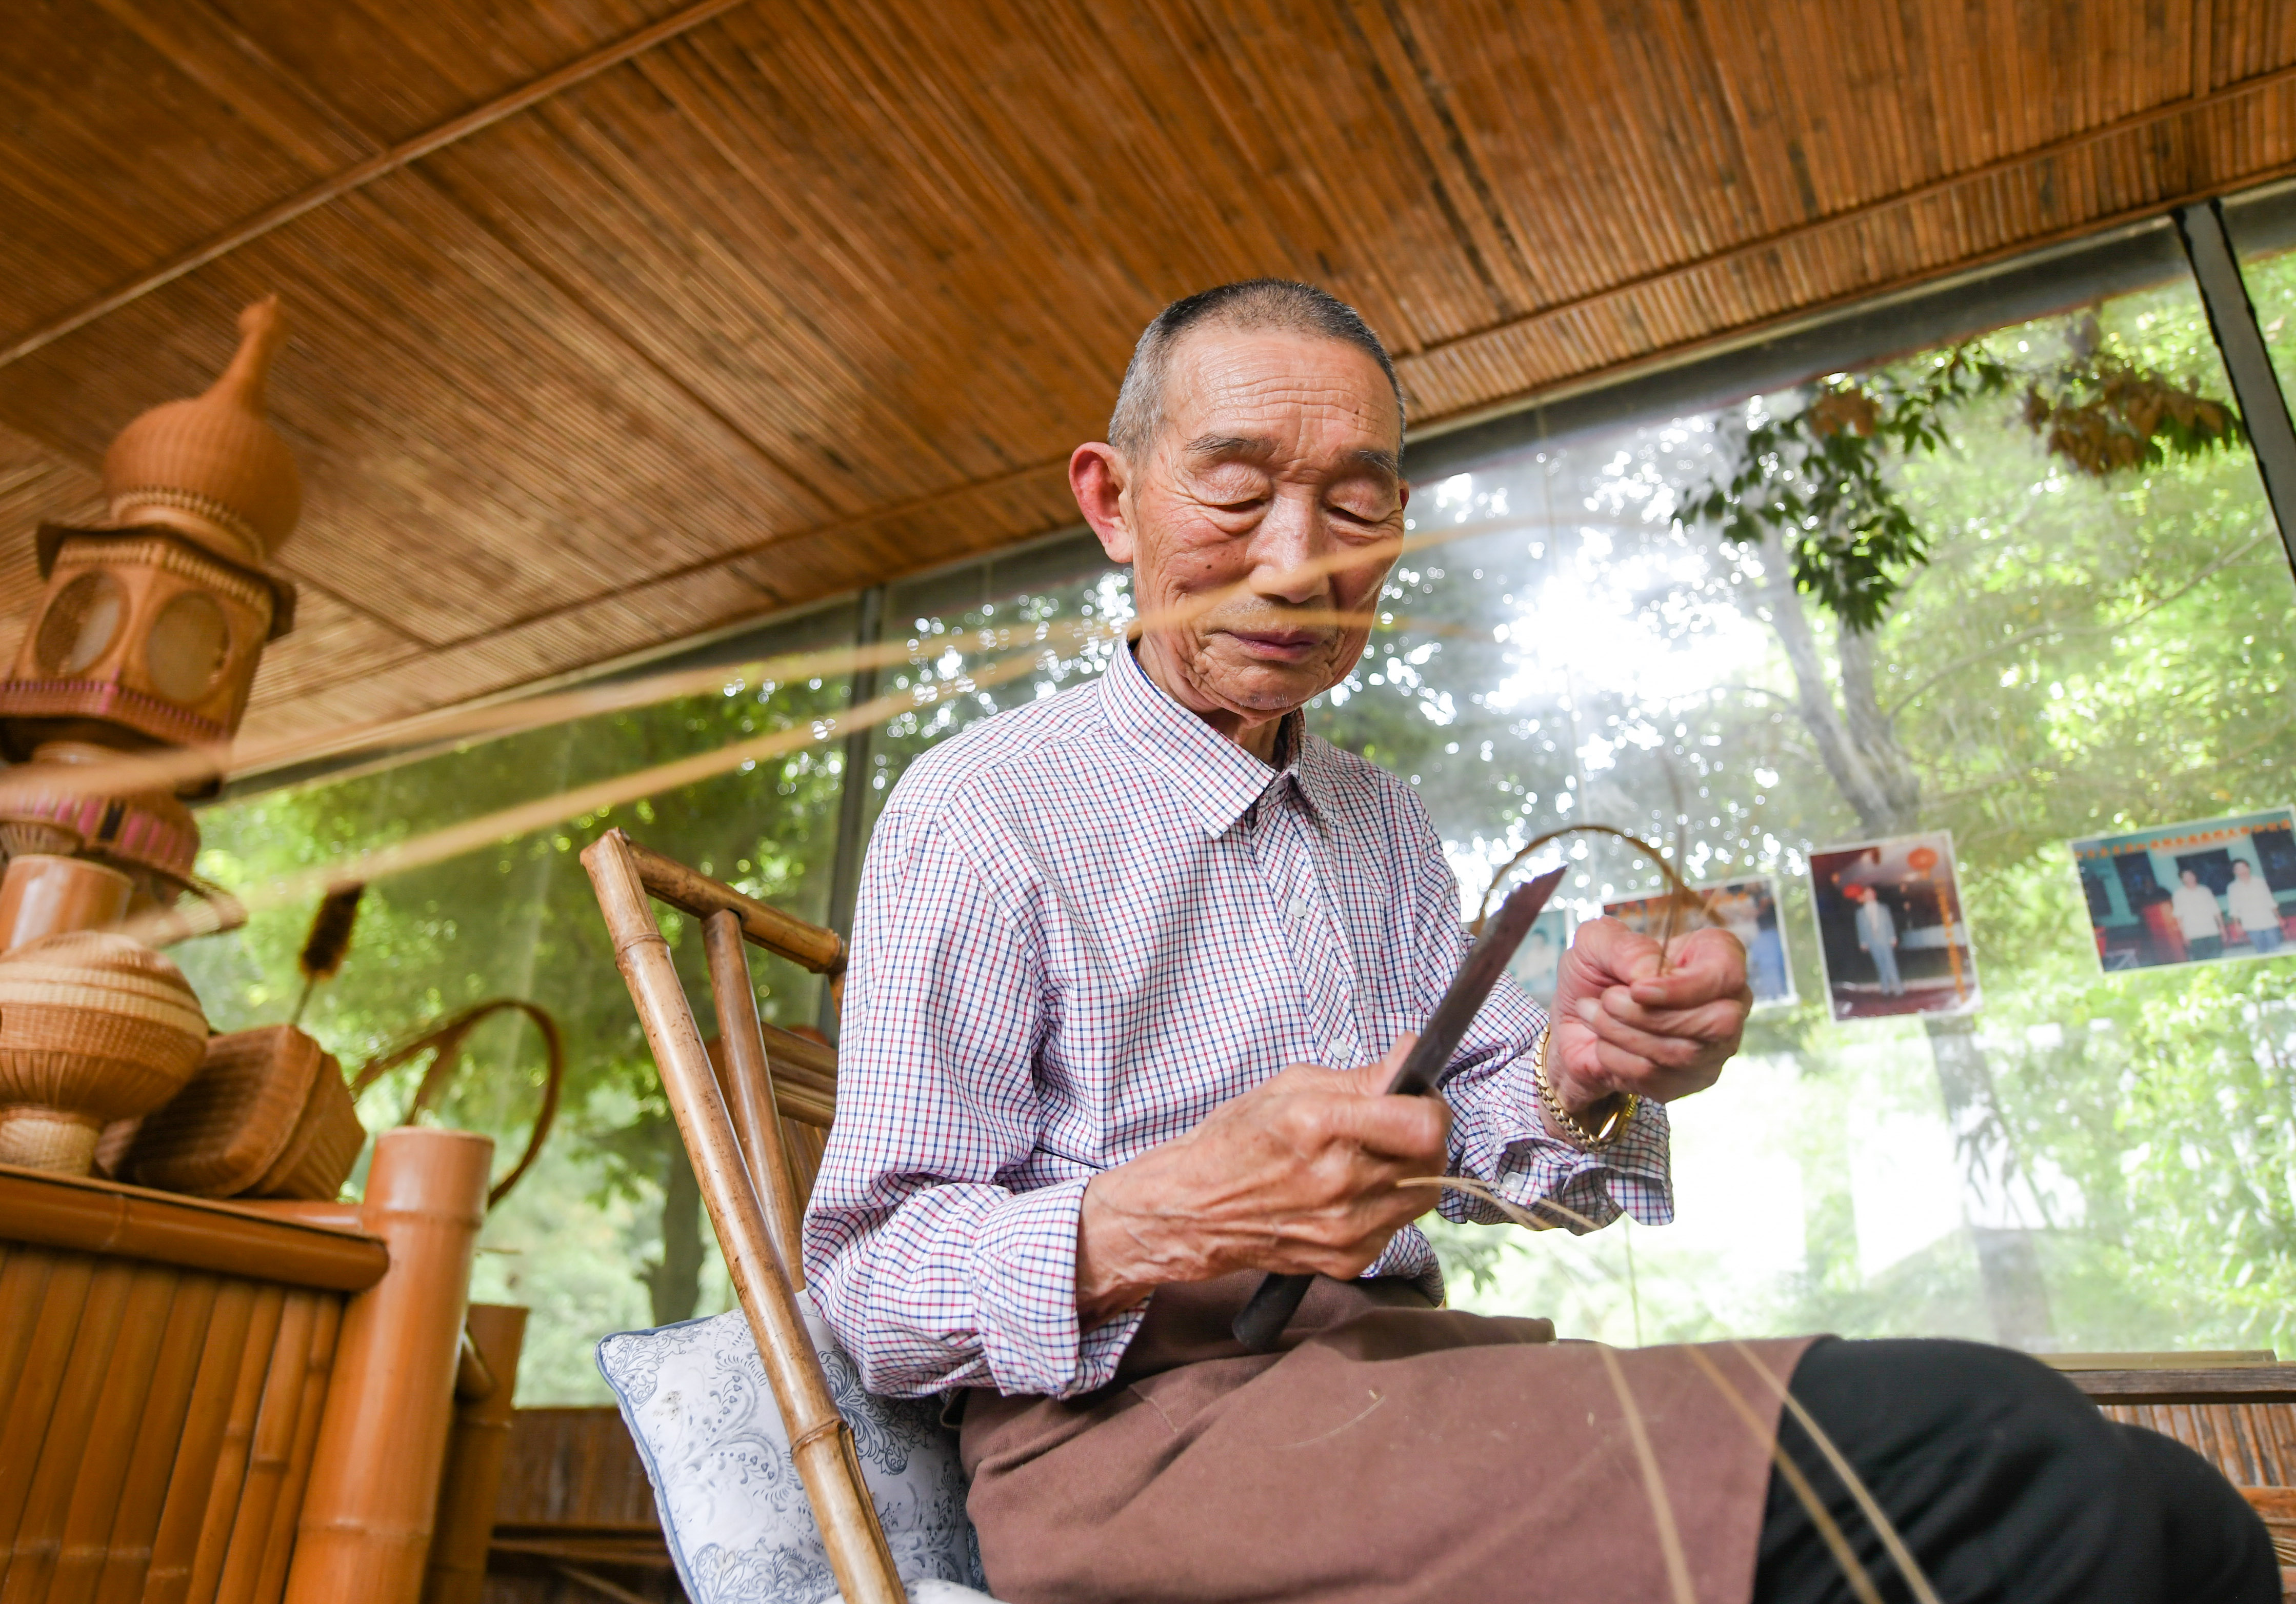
960, 1273, 1813, 1604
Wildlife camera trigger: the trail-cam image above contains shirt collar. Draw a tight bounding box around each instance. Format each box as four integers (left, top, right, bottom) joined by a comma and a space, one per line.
1100, 641, 1330, 836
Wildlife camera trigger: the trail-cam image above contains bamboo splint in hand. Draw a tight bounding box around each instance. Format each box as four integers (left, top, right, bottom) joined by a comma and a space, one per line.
1230, 866, 1567, 1353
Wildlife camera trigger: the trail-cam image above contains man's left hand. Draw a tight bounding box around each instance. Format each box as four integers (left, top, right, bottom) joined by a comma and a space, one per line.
1545, 918, 1751, 1131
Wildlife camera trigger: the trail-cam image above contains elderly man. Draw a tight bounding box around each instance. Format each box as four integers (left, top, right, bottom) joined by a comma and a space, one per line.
806, 282, 2272, 1603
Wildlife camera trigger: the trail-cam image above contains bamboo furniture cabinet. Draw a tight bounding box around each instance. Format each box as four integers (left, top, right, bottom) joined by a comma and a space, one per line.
0, 1124, 492, 1604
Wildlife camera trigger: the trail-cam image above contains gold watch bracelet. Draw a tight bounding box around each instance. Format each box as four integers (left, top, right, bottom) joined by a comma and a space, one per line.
1531, 1024, 1638, 1151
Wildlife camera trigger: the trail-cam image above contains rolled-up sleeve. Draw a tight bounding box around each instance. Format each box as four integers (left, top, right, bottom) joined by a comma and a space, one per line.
802, 798, 1146, 1399
1377, 797, 1673, 1251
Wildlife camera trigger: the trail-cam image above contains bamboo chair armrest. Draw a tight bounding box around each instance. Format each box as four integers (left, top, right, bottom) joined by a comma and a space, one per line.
617, 833, 846, 976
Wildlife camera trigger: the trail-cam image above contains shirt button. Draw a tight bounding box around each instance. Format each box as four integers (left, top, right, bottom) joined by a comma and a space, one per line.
1286, 896, 1309, 922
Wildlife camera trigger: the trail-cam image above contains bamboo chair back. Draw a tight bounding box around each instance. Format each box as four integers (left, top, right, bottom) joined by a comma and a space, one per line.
578, 829, 902, 1604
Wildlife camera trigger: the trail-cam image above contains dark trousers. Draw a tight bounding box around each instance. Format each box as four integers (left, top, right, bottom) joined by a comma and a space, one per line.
1755, 1338, 2279, 1602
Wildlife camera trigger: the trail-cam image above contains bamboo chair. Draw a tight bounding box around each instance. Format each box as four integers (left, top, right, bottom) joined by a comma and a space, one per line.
581, 828, 904, 1604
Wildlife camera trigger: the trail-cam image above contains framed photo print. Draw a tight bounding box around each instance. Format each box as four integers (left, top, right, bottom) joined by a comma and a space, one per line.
2070, 807, 2296, 971
1506, 906, 1572, 1006
1808, 832, 1980, 1020
1602, 875, 1796, 1008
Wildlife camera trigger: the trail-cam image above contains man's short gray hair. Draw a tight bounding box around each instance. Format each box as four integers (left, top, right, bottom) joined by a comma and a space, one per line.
1107, 279, 1405, 458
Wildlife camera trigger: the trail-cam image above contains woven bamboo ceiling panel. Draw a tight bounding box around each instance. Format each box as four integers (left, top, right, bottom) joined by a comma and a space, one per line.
3, 0, 2293, 763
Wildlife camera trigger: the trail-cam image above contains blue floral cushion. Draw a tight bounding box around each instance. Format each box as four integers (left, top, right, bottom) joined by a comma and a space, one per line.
596, 1304, 992, 1604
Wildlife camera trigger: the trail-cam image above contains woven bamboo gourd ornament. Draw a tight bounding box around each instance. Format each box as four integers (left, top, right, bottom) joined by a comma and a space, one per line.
0, 931, 208, 1173
102, 296, 302, 567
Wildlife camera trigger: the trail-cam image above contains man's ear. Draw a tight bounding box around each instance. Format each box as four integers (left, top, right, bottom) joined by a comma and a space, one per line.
1070, 442, 1135, 564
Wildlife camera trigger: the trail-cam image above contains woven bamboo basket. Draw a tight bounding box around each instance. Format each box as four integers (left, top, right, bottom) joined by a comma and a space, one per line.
248, 1050, 362, 1199
0, 931, 208, 1173
127, 1024, 364, 1199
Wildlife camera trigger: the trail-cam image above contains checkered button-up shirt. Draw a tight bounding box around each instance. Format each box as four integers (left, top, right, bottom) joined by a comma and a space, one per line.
805, 643, 1673, 1400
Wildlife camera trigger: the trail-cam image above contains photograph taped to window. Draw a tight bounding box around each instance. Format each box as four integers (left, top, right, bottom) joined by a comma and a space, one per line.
1809, 833, 1978, 1020
1505, 907, 1571, 1006
1602, 876, 1795, 1008
2071, 808, 2296, 971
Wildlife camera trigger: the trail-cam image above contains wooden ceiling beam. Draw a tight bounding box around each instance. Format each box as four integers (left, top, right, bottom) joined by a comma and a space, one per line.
0, 0, 760, 371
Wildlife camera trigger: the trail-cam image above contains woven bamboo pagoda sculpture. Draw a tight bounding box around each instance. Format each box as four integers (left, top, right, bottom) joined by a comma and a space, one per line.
0, 301, 527, 1604
0, 297, 350, 1187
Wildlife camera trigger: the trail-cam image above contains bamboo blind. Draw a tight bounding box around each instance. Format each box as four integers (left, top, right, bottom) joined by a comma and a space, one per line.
0, 0, 2292, 754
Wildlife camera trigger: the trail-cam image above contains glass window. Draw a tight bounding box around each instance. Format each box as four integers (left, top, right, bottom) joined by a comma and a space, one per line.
2223, 182, 2296, 412
178, 601, 857, 1401
1360, 246, 2296, 1354
860, 534, 1130, 821
166, 187, 2296, 1401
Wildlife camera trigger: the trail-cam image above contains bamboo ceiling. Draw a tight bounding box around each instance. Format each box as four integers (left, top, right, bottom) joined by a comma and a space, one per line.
4, 0, 2294, 768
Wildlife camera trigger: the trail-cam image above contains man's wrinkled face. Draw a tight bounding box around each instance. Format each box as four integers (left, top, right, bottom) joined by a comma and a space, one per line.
1084, 328, 1407, 726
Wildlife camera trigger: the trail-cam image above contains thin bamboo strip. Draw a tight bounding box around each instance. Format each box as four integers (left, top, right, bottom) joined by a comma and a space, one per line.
46, 1261, 183, 1604
133, 1279, 257, 1604
0, 1254, 96, 1557
129, 512, 1542, 944
247, 1294, 341, 1604
0, 1257, 137, 1599
209, 1291, 318, 1604
182, 1284, 286, 1604
92, 1273, 223, 1604
583, 831, 901, 1604
129, 644, 1055, 946
0, 1246, 57, 1414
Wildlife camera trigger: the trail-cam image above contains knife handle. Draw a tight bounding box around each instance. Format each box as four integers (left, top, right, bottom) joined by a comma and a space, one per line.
1232, 1271, 1314, 1352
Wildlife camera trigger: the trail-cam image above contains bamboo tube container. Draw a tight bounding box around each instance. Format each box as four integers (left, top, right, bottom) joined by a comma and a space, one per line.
43, 1261, 181, 1604
282, 1127, 490, 1604
1, 1257, 137, 1600
183, 1283, 286, 1604
248, 1297, 341, 1604
209, 1290, 318, 1604
143, 1281, 259, 1604
0, 1253, 96, 1553
417, 1304, 528, 1604
583, 833, 901, 1604
92, 1273, 222, 1604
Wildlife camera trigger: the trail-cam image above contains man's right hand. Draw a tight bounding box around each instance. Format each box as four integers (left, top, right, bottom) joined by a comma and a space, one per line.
1073, 1035, 1451, 1326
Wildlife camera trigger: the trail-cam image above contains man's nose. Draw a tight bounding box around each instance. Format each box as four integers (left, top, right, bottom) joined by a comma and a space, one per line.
1245, 489, 1329, 605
